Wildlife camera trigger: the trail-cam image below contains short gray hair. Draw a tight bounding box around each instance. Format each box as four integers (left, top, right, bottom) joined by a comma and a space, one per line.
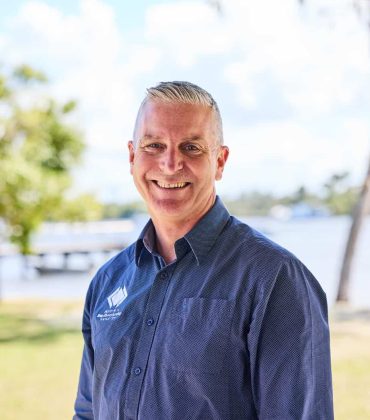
133, 81, 224, 145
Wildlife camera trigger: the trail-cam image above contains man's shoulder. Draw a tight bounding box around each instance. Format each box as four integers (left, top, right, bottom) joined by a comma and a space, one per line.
91, 242, 136, 285
224, 216, 320, 298
226, 215, 296, 263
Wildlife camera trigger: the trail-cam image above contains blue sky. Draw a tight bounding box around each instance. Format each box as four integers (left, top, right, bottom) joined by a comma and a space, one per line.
1, 0, 369, 203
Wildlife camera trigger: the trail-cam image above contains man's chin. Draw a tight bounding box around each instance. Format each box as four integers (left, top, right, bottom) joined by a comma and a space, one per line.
149, 198, 191, 219
152, 197, 187, 210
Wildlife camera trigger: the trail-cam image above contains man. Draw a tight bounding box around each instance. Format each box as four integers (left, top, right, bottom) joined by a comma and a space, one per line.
74, 81, 333, 419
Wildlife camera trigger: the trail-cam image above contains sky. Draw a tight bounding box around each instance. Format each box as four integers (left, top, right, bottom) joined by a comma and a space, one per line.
1, 0, 370, 203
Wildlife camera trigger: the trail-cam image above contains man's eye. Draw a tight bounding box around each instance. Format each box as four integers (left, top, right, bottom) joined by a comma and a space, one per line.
183, 144, 201, 153
143, 143, 163, 151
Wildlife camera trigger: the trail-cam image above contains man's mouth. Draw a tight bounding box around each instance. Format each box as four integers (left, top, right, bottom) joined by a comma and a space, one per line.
153, 181, 190, 189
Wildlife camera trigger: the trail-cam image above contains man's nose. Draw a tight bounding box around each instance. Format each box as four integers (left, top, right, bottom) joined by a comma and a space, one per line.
159, 147, 183, 173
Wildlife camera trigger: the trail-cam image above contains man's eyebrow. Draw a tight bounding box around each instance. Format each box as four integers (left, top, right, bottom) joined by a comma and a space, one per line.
137, 134, 163, 145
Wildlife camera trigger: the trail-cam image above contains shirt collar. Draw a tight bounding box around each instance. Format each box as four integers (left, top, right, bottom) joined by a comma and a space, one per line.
135, 219, 155, 266
134, 196, 230, 266
184, 196, 230, 265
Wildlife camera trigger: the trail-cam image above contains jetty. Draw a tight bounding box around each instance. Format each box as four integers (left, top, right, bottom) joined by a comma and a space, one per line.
0, 218, 142, 275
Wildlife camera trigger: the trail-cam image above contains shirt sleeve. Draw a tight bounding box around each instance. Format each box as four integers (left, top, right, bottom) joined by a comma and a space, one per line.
73, 283, 94, 420
248, 258, 334, 420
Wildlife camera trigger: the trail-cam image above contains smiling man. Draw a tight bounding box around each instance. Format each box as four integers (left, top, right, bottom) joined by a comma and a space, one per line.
74, 81, 334, 420
128, 95, 228, 263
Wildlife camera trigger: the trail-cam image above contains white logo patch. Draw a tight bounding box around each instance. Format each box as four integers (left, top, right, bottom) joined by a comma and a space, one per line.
107, 286, 127, 308
97, 286, 127, 321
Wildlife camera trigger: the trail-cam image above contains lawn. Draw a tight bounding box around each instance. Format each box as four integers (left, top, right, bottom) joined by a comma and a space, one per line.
330, 309, 370, 420
0, 300, 369, 419
0, 300, 84, 420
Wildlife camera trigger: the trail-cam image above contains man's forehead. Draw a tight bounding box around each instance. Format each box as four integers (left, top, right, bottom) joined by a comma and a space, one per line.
139, 99, 213, 122
133, 99, 220, 145
139, 133, 207, 143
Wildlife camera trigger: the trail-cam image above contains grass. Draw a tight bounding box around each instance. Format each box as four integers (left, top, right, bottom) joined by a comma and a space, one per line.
0, 301, 369, 419
0, 300, 84, 420
330, 310, 370, 420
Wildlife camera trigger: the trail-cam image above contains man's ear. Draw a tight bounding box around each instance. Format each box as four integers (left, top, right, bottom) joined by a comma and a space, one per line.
128, 141, 135, 175
215, 145, 229, 181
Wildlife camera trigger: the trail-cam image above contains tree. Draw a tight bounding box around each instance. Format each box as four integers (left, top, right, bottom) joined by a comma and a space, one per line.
334, 2, 370, 302
298, 0, 370, 302
337, 159, 370, 301
0, 65, 85, 254
323, 172, 359, 215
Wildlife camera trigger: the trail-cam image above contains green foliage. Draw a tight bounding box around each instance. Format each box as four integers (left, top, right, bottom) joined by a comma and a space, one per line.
325, 187, 359, 215
224, 192, 276, 216
48, 194, 103, 222
102, 201, 146, 219
323, 172, 359, 215
0, 75, 11, 98
0, 65, 85, 254
279, 185, 323, 208
222, 175, 360, 217
62, 100, 77, 114
13, 64, 48, 83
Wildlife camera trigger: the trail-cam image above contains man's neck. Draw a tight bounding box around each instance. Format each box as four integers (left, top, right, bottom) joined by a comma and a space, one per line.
151, 218, 195, 264
149, 195, 217, 264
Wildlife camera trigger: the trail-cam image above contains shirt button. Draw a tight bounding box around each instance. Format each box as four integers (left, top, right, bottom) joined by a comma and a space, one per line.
134, 367, 142, 375
160, 271, 168, 280
146, 318, 154, 326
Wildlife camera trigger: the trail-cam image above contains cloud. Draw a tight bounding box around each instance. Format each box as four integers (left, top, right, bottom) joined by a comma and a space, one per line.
223, 0, 370, 115
222, 119, 370, 196
3, 0, 162, 138
145, 1, 230, 68
1, 0, 369, 202
0, 0, 151, 201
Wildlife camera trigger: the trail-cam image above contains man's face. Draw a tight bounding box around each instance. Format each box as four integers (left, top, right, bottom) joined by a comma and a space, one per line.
128, 100, 229, 225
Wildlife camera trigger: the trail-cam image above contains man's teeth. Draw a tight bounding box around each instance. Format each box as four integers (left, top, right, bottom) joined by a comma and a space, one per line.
156, 181, 187, 189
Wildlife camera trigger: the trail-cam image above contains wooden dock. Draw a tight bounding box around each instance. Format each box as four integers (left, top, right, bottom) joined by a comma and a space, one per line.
0, 218, 143, 275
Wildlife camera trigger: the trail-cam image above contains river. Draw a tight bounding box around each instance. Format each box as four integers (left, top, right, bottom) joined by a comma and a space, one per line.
0, 215, 369, 309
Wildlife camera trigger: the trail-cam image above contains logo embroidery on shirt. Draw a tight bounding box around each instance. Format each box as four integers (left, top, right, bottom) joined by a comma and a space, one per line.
107, 286, 127, 308
97, 286, 127, 321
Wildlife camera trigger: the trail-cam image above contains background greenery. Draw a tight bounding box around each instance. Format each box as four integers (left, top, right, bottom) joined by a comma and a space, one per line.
0, 300, 369, 420
101, 174, 361, 219
0, 64, 363, 257
0, 65, 102, 255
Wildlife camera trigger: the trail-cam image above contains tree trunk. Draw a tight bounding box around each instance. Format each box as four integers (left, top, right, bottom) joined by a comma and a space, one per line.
337, 155, 370, 302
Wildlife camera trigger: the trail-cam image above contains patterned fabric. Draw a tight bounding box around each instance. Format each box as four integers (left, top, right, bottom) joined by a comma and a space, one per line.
74, 197, 333, 420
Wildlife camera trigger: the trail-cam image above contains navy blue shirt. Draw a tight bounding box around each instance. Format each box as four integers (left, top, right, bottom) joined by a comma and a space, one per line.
74, 197, 333, 419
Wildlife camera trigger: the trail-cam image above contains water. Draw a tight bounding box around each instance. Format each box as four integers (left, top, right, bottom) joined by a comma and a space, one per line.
244, 215, 370, 307
0, 216, 369, 308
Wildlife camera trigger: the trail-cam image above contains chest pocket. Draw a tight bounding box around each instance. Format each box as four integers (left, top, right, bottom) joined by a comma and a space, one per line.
162, 297, 234, 374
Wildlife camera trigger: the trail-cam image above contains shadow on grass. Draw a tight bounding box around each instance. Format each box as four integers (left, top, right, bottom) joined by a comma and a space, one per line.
0, 313, 80, 344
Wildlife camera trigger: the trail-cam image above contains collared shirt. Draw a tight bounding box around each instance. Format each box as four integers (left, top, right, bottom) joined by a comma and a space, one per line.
74, 197, 333, 420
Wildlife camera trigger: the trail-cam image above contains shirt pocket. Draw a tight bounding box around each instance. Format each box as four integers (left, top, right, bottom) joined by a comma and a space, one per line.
92, 327, 132, 382
162, 297, 234, 374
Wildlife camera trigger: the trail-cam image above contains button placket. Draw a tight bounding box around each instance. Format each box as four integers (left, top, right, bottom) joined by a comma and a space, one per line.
160, 271, 168, 280
146, 318, 154, 326
134, 367, 142, 375
125, 267, 173, 418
